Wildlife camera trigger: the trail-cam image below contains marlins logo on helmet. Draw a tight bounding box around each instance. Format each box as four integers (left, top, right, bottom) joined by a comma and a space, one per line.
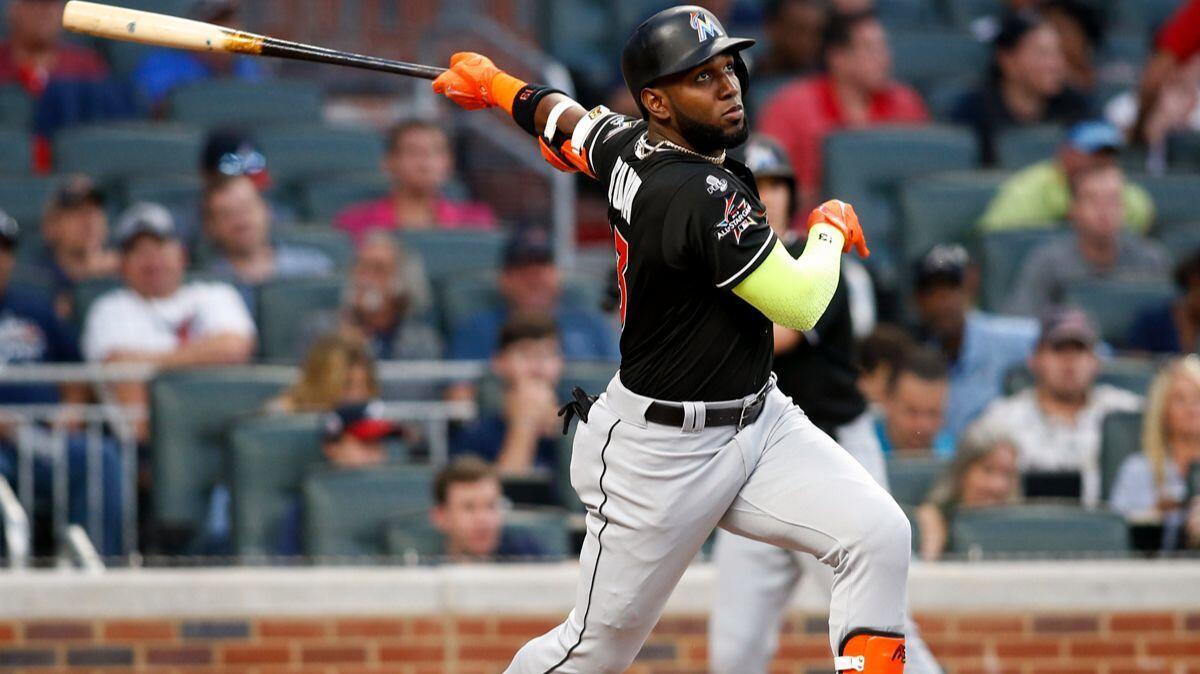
689, 10, 722, 42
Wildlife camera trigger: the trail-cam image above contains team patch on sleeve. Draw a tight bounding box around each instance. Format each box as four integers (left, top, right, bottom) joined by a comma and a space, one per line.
711, 192, 761, 244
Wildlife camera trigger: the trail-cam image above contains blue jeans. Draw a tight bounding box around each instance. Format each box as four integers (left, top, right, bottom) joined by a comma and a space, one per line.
0, 433, 125, 557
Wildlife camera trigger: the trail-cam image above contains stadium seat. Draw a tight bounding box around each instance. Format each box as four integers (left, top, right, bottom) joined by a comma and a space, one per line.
823, 126, 978, 272
888, 30, 989, 93
169, 79, 323, 130
0, 175, 61, 231
438, 271, 606, 338
71, 277, 123, 327
1065, 280, 1176, 349
948, 504, 1129, 557
273, 226, 355, 269
886, 457, 946, 506
0, 85, 32, 127
1100, 411, 1143, 503
1003, 357, 1157, 397
995, 125, 1062, 170
942, 0, 1003, 27
1113, 0, 1181, 33
124, 175, 202, 212
397, 229, 507, 283
979, 229, 1066, 312
898, 170, 1009, 265
303, 464, 434, 558
256, 125, 384, 188
54, 123, 203, 184
1167, 132, 1200, 173
1156, 222, 1200, 266
256, 276, 346, 363
0, 128, 31, 176
1136, 174, 1200, 228
229, 414, 325, 558
150, 368, 295, 548
299, 173, 390, 224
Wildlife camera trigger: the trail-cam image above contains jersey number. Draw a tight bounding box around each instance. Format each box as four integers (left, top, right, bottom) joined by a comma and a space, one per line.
613, 228, 629, 327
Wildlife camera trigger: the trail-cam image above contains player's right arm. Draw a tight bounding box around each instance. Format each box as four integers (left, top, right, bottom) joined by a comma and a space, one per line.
430, 52, 619, 178
733, 201, 870, 332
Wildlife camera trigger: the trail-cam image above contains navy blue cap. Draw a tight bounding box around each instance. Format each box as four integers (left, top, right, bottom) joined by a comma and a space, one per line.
914, 244, 970, 290
503, 227, 554, 268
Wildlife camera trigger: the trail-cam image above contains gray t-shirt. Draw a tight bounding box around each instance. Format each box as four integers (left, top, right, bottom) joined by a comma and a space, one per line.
1005, 236, 1170, 317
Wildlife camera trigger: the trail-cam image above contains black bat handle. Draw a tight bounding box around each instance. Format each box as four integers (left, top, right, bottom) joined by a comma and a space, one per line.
260, 36, 447, 80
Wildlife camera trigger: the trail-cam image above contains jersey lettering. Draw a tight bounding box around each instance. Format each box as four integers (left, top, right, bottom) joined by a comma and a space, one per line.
613, 227, 630, 327
608, 158, 642, 224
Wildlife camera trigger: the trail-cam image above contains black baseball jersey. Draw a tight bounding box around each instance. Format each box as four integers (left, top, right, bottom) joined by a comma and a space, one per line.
576, 107, 778, 402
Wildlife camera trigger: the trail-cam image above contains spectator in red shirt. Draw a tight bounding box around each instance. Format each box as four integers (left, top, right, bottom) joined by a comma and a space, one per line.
336, 119, 497, 245
1132, 0, 1200, 145
757, 9, 928, 217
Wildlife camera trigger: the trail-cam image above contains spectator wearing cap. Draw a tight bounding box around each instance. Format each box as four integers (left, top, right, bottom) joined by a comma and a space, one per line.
952, 10, 1091, 166
978, 121, 1155, 233
133, 0, 266, 109
448, 228, 618, 363
451, 315, 564, 476
1128, 249, 1200, 355
912, 244, 1037, 439
335, 119, 497, 245
838, 346, 956, 461
429, 456, 548, 563
0, 0, 133, 172
201, 174, 334, 310
970, 308, 1142, 505
1004, 164, 1169, 318
29, 176, 118, 318
758, 9, 928, 216
0, 210, 125, 556
1110, 356, 1200, 551
81, 203, 255, 442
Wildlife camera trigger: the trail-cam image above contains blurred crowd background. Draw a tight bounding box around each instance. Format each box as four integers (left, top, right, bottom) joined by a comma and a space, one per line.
0, 0, 1199, 568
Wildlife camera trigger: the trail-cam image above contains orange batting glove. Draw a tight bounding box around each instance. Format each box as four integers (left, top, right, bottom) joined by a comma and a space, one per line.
807, 198, 870, 258
431, 52, 527, 114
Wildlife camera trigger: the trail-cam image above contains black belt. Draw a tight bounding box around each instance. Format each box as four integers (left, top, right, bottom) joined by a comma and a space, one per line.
644, 382, 771, 431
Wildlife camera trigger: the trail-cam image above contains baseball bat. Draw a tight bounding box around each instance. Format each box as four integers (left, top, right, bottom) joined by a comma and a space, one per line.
62, 0, 446, 80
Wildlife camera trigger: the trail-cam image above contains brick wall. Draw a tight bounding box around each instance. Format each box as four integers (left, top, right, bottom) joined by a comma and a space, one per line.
3, 611, 1200, 673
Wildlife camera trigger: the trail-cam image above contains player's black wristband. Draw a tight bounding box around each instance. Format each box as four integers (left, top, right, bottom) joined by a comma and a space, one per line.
511, 84, 564, 137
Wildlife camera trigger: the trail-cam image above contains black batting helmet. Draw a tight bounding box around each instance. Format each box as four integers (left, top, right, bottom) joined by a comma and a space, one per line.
621, 5, 755, 117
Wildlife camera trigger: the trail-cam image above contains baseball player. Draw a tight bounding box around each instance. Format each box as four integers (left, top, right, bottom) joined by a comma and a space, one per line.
706, 141, 938, 673
433, 6, 910, 673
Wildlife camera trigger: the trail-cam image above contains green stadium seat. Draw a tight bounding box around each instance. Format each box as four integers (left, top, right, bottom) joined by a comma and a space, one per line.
823, 126, 978, 271
150, 368, 295, 548
1113, 0, 1180, 33
256, 276, 345, 363
0, 176, 61, 231
124, 175, 202, 212
256, 125, 384, 187
438, 271, 606, 337
876, 0, 938, 28
898, 170, 1009, 265
1064, 280, 1176, 349
0, 85, 32, 127
979, 229, 1066, 312
54, 124, 203, 184
1137, 174, 1200, 228
303, 464, 434, 558
0, 128, 31, 176
1156, 222, 1200, 266
943, 0, 1003, 27
1167, 132, 1200, 172
886, 457, 947, 506
299, 173, 390, 224
229, 414, 325, 558
901, 504, 922, 554
925, 77, 975, 122
274, 226, 355, 269
169, 79, 323, 130
948, 504, 1129, 557
888, 30, 989, 92
1100, 411, 1143, 503
397, 229, 507, 283
71, 276, 123, 327
995, 125, 1062, 170
1003, 357, 1157, 397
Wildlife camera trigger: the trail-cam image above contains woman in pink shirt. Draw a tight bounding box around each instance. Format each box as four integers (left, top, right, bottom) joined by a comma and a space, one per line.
336, 118, 497, 245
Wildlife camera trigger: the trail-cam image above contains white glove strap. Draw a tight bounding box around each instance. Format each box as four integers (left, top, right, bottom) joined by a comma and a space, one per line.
543, 100, 576, 144
833, 655, 865, 672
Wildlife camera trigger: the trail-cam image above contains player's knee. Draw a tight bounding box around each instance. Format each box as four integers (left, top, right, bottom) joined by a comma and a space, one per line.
857, 497, 911, 570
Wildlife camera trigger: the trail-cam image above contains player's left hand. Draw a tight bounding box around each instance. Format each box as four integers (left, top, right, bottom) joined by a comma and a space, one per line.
807, 199, 870, 258
432, 52, 502, 110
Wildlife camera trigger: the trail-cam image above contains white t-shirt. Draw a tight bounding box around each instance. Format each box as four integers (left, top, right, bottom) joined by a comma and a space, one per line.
82, 282, 256, 362
970, 384, 1143, 506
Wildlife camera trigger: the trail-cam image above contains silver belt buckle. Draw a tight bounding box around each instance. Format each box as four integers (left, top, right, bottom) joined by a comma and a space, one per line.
737, 398, 752, 431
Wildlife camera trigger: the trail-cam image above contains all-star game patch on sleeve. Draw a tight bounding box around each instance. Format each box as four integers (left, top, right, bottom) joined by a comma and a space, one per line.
663, 172, 777, 289
572, 105, 643, 184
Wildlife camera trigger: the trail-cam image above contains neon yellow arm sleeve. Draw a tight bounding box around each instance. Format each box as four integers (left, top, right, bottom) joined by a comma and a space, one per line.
733, 223, 845, 332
